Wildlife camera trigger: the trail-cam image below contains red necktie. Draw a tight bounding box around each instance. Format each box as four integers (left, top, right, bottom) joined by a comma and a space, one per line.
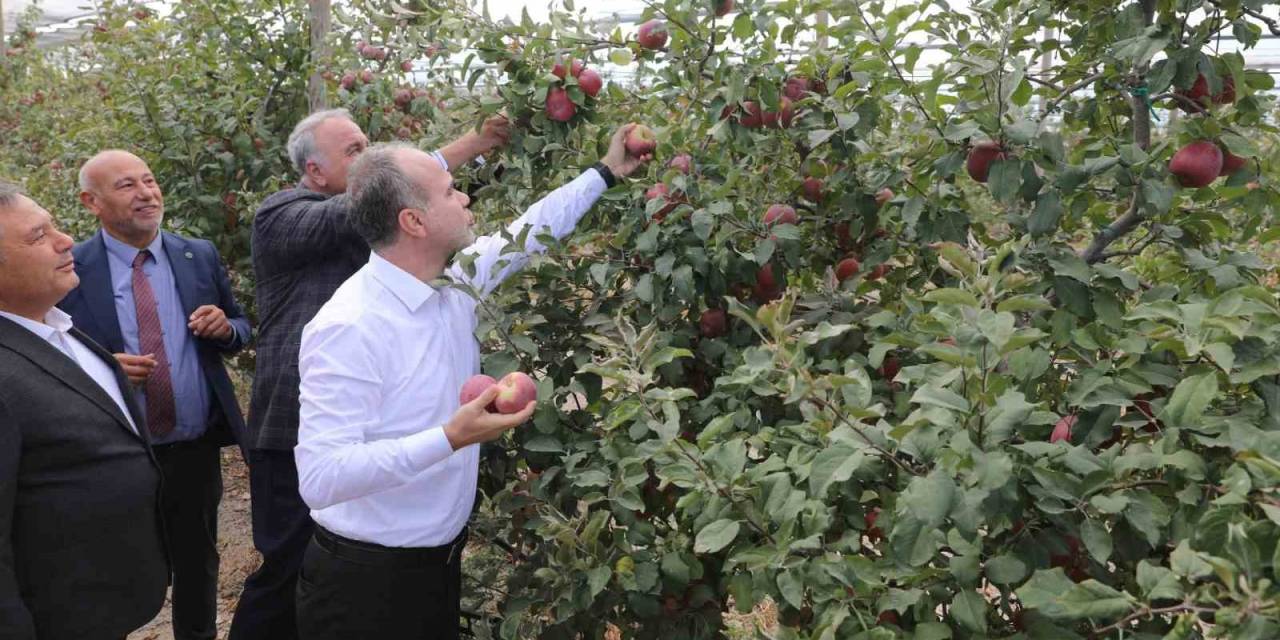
132, 250, 176, 437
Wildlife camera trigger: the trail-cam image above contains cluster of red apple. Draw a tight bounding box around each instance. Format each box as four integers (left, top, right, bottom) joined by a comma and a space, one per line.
459, 371, 538, 414
544, 57, 604, 122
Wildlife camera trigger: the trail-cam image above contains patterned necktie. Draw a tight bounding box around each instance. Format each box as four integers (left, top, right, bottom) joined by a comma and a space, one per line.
132, 250, 176, 437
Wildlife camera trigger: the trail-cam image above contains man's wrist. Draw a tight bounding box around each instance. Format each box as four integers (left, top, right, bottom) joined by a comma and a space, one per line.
592, 161, 618, 188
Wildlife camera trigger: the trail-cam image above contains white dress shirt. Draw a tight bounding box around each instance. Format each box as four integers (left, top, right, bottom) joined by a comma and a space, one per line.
296, 169, 607, 547
0, 307, 138, 433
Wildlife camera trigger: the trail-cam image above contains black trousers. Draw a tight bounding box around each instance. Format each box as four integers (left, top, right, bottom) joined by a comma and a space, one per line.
228, 449, 315, 640
154, 437, 223, 640
296, 526, 467, 640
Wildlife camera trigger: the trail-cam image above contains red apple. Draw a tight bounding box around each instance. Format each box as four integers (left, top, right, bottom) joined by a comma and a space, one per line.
645, 183, 678, 221
459, 374, 498, 409
867, 264, 890, 280
801, 177, 823, 203
551, 57, 584, 79
577, 68, 603, 97
878, 356, 900, 381
876, 610, 899, 625
401, 60, 414, 72
1219, 149, 1247, 176
668, 154, 693, 174
713, 0, 734, 17
1050, 414, 1076, 443
865, 508, 883, 541
393, 88, 413, 110
835, 257, 861, 282
625, 124, 658, 156
494, 372, 537, 414
699, 309, 727, 338
834, 222, 854, 251
396, 126, 413, 139
637, 20, 669, 50
359, 69, 375, 84
738, 101, 764, 128
762, 97, 794, 128
545, 87, 576, 122
783, 77, 810, 101
752, 263, 783, 303
966, 141, 1007, 183
340, 72, 357, 90
1169, 140, 1223, 188
1178, 73, 1236, 110
875, 188, 894, 206
762, 204, 798, 226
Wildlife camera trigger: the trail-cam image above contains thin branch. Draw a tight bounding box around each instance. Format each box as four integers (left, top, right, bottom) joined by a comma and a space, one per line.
1090, 601, 1216, 637
1042, 72, 1104, 116
1208, 0, 1280, 36
1082, 196, 1144, 264
1154, 91, 1207, 115
848, 2, 947, 140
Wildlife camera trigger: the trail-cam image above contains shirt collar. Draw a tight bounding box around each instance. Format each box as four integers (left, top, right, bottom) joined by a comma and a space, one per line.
368, 252, 436, 312
102, 229, 165, 266
0, 307, 75, 341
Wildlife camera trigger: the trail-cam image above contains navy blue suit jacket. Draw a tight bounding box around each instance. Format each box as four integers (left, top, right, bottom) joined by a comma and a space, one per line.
58, 230, 251, 447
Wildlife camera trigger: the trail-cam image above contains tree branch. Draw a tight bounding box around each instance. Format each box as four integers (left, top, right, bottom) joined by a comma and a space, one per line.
1079, 0, 1156, 264
1042, 72, 1104, 116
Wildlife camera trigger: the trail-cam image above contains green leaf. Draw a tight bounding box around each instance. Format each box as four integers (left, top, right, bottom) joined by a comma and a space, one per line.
911, 385, 970, 412
951, 590, 987, 633
1028, 191, 1064, 236
1057, 580, 1138, 619
1158, 373, 1218, 428
985, 555, 1028, 585
809, 445, 866, 497
587, 565, 611, 597
1080, 520, 1112, 563
694, 519, 740, 553
1016, 569, 1076, 618
923, 288, 979, 307
900, 470, 957, 528
988, 160, 1022, 203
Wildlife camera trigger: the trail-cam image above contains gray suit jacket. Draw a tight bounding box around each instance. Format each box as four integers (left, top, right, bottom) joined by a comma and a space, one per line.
0, 316, 169, 640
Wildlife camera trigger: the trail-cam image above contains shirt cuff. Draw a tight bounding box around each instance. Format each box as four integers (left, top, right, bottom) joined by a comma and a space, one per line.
217, 323, 240, 347
430, 150, 448, 172
403, 425, 455, 470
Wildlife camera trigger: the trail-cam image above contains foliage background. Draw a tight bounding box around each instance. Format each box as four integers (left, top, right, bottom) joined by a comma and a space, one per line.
6, 0, 1280, 637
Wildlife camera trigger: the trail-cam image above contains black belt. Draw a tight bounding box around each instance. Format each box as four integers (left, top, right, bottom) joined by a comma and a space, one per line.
314, 525, 468, 567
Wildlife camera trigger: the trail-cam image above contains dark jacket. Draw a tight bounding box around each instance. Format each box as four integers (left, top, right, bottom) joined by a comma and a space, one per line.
0, 316, 169, 640
248, 186, 369, 450
58, 229, 251, 447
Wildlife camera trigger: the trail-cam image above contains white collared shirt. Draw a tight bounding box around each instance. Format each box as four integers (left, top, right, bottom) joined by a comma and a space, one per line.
296, 169, 607, 547
0, 307, 138, 433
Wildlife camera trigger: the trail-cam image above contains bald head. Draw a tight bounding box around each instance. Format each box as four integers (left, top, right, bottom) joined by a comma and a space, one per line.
79, 150, 144, 192
78, 150, 165, 248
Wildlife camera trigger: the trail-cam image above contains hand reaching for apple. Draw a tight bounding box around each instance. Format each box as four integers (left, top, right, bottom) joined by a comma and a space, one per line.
601, 123, 654, 179
444, 374, 536, 450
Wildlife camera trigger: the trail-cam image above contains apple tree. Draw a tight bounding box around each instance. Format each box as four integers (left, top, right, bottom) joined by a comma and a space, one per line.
357, 0, 1280, 637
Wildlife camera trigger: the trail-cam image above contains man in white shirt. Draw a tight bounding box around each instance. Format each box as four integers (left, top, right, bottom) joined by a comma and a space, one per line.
294, 124, 651, 638
0, 182, 168, 639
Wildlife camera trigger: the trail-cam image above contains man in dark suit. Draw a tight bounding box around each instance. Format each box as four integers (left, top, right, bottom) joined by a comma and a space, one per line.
57, 150, 251, 640
0, 181, 169, 639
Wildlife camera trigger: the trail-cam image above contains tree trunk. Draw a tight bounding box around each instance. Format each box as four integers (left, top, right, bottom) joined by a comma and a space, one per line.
1080, 0, 1158, 264
307, 0, 331, 113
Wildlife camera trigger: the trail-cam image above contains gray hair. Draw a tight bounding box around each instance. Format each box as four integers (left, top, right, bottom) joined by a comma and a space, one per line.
287, 108, 354, 175
346, 143, 428, 249
0, 181, 24, 262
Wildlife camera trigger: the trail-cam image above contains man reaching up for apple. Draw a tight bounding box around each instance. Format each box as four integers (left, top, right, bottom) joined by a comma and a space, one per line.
292, 124, 651, 639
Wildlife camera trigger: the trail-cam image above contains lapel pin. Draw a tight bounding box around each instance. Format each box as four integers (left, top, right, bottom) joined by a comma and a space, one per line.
184, 251, 194, 259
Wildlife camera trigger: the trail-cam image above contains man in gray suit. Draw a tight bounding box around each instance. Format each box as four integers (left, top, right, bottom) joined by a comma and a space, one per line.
0, 182, 168, 640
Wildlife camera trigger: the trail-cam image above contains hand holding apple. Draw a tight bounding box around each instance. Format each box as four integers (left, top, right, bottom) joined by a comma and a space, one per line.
602, 123, 654, 179
444, 376, 536, 450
